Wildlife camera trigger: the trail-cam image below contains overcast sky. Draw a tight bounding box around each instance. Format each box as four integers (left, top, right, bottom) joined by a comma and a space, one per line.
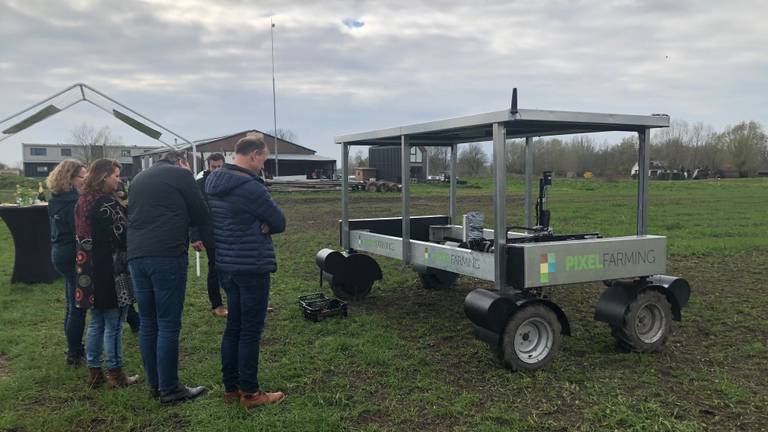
1, 0, 766, 166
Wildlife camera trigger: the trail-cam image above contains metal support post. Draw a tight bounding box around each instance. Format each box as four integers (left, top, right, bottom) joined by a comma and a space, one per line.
524, 136, 533, 227
637, 128, 650, 235
401, 135, 411, 264
270, 18, 279, 177
449, 143, 458, 224
341, 143, 350, 249
492, 123, 507, 291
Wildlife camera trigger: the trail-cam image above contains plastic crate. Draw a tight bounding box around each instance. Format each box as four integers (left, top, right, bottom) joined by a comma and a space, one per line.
298, 292, 348, 322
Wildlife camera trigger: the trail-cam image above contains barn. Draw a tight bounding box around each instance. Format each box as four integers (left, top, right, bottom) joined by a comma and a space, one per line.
136, 130, 336, 178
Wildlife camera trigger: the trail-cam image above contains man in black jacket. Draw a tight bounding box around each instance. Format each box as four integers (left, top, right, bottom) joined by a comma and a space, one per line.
127, 150, 209, 405
190, 153, 227, 317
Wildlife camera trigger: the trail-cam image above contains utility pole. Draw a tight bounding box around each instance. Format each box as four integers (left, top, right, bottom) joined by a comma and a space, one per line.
270, 18, 279, 178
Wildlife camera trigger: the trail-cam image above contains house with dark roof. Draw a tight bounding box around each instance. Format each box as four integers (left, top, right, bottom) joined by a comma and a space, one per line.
136, 130, 336, 178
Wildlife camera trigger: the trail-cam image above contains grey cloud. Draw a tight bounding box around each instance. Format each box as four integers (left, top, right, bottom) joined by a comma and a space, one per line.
1, 0, 766, 164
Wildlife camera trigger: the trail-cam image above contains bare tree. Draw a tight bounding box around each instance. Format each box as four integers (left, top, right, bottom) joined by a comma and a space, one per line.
688, 122, 715, 168
700, 132, 727, 173
723, 121, 767, 177
70, 123, 123, 164
428, 146, 449, 176
652, 120, 691, 171
400, 119, 766, 179
268, 128, 298, 143
344, 149, 368, 173
595, 136, 638, 176
505, 139, 525, 174
458, 143, 488, 177
352, 149, 368, 168
567, 136, 597, 175
533, 138, 567, 176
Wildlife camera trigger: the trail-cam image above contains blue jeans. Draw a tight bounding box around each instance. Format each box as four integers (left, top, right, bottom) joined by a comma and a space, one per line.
220, 272, 270, 393
86, 306, 128, 369
129, 256, 188, 392
52, 250, 86, 356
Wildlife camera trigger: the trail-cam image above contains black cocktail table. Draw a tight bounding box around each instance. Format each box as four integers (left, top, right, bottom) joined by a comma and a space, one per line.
0, 204, 59, 284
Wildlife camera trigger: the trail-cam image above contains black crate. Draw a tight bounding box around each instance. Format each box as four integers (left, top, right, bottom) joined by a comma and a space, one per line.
298, 292, 348, 322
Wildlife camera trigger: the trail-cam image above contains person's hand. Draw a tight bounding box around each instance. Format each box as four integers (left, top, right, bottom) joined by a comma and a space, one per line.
191, 241, 204, 251
260, 224, 270, 234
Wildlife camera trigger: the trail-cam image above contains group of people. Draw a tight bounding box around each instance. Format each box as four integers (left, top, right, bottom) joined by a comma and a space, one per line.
47, 132, 286, 407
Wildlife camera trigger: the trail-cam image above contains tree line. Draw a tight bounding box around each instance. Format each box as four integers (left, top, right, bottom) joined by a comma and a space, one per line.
425, 120, 768, 178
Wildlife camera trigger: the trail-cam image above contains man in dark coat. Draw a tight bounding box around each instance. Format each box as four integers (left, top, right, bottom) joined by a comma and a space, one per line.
190, 153, 227, 317
205, 132, 286, 408
127, 150, 209, 405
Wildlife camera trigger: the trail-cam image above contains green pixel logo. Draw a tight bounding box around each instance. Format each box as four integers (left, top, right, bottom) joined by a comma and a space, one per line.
540, 253, 556, 283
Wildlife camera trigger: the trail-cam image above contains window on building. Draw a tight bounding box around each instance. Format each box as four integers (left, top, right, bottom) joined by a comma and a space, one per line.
60, 148, 72, 156
36, 166, 49, 173
409, 147, 422, 163
30, 147, 47, 156
121, 149, 131, 157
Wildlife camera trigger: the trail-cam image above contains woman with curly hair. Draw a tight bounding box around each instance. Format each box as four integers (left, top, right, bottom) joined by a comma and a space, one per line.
47, 159, 87, 366
75, 159, 139, 389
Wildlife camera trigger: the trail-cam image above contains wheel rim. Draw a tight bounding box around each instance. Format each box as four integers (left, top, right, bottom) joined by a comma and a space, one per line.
635, 303, 665, 343
514, 317, 554, 364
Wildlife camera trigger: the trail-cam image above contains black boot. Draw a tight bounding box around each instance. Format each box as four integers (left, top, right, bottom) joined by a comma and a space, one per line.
159, 384, 207, 405
65, 344, 85, 367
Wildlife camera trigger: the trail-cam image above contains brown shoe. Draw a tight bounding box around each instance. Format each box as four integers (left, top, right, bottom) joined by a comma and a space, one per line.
240, 390, 285, 408
212, 306, 228, 317
223, 390, 242, 404
105, 367, 140, 388
87, 368, 105, 389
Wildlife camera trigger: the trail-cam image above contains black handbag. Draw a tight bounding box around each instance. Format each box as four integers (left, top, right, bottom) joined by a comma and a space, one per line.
113, 250, 135, 307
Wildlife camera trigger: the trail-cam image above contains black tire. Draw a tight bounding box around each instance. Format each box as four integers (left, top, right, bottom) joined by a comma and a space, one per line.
331, 280, 373, 301
501, 304, 562, 371
417, 268, 458, 290
612, 290, 672, 352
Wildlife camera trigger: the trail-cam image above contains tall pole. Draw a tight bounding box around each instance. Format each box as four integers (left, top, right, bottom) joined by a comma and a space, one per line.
270, 18, 279, 178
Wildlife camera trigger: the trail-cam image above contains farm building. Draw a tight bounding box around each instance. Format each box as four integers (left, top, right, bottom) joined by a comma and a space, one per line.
136, 130, 336, 178
368, 145, 428, 182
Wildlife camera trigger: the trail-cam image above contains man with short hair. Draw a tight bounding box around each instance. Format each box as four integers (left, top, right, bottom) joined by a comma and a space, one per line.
127, 150, 209, 404
190, 153, 227, 317
205, 133, 286, 408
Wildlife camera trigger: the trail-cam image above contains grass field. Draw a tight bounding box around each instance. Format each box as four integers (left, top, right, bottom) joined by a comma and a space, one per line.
1, 178, 767, 431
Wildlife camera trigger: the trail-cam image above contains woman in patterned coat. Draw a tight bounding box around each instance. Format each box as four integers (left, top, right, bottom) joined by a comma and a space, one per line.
74, 159, 139, 389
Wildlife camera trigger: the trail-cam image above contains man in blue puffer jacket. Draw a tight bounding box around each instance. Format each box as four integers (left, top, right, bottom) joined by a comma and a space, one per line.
205, 132, 286, 408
